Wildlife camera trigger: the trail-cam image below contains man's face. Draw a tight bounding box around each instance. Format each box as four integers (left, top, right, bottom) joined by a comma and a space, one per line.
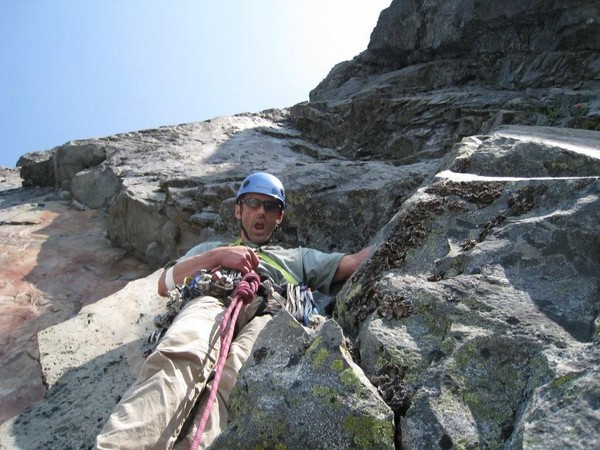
235, 193, 284, 245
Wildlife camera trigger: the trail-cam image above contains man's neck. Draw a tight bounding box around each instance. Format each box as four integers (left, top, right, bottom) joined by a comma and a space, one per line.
239, 233, 270, 248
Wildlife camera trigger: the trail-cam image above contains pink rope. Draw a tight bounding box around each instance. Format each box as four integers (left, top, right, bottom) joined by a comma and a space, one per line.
189, 271, 260, 450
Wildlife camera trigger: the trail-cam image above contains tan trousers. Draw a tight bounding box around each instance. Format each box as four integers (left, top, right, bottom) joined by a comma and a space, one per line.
95, 296, 271, 450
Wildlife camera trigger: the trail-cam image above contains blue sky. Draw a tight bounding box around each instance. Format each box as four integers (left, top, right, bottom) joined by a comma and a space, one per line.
0, 0, 390, 168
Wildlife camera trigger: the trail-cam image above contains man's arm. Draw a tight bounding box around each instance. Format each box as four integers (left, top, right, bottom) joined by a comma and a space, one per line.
332, 246, 373, 284
157, 246, 260, 296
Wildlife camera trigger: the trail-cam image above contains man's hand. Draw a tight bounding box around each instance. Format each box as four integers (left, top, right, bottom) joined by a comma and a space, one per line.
208, 246, 260, 274
157, 246, 260, 296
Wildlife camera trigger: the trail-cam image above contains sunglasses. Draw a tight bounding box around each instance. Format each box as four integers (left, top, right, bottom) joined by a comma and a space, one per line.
239, 198, 282, 212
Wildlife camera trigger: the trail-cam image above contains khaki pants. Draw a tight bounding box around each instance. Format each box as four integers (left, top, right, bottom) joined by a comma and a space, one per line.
95, 296, 271, 450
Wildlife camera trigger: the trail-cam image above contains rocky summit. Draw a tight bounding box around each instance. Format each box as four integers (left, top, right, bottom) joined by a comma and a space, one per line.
1, 0, 599, 449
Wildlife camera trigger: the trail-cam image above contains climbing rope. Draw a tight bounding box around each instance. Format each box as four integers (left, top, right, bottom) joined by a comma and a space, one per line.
189, 271, 261, 450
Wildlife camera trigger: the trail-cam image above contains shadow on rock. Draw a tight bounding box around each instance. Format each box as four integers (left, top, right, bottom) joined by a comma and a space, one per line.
0, 341, 143, 450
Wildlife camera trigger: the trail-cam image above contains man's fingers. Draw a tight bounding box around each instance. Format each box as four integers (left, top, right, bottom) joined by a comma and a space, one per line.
220, 246, 259, 272
247, 249, 260, 268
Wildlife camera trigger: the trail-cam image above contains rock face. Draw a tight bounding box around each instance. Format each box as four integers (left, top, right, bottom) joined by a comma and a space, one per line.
0, 181, 150, 428
1, 0, 599, 449
337, 126, 600, 449
301, 0, 600, 163
16, 112, 432, 268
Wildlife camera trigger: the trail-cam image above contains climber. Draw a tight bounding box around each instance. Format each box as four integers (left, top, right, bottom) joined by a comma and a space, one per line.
94, 172, 372, 450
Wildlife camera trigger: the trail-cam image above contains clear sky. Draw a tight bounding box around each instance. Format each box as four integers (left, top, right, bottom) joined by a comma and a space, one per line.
0, 0, 391, 168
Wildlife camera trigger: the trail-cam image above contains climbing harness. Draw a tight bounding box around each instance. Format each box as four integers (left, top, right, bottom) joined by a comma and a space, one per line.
147, 267, 242, 345
147, 262, 322, 347
189, 271, 260, 450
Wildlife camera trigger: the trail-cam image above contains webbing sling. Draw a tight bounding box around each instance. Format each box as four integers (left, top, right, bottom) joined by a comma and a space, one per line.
230, 239, 297, 284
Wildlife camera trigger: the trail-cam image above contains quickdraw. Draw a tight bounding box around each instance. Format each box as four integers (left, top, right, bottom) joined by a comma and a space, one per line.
180, 267, 242, 300
285, 284, 319, 326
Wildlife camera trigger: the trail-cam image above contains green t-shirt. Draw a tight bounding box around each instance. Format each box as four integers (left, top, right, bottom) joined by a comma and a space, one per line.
183, 241, 345, 295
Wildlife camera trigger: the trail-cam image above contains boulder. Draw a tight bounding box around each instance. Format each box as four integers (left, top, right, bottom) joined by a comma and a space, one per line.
210, 312, 395, 449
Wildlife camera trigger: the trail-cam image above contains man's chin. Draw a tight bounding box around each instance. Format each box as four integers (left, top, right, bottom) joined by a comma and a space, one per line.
248, 232, 271, 246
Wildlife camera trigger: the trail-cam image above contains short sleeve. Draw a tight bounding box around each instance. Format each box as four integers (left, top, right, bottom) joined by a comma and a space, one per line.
182, 241, 223, 259
299, 248, 345, 295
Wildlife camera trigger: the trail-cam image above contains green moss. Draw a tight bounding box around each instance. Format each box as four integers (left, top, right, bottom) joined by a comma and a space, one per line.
461, 295, 494, 313
546, 105, 559, 119
463, 388, 513, 435
312, 348, 329, 369
306, 335, 332, 369
307, 335, 323, 351
419, 313, 452, 364
229, 385, 251, 417
288, 317, 303, 329
454, 339, 484, 369
340, 368, 370, 398
340, 368, 360, 387
440, 337, 456, 355
450, 340, 529, 447
312, 385, 332, 397
343, 415, 395, 448
331, 359, 345, 372
254, 442, 285, 450
312, 385, 342, 410
254, 440, 288, 450
251, 419, 288, 449
343, 282, 364, 303
374, 354, 388, 373
547, 161, 569, 172
552, 372, 580, 387
376, 347, 419, 377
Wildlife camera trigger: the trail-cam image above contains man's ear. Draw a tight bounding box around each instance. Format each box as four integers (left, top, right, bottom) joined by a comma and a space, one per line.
277, 210, 285, 224
235, 203, 242, 220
